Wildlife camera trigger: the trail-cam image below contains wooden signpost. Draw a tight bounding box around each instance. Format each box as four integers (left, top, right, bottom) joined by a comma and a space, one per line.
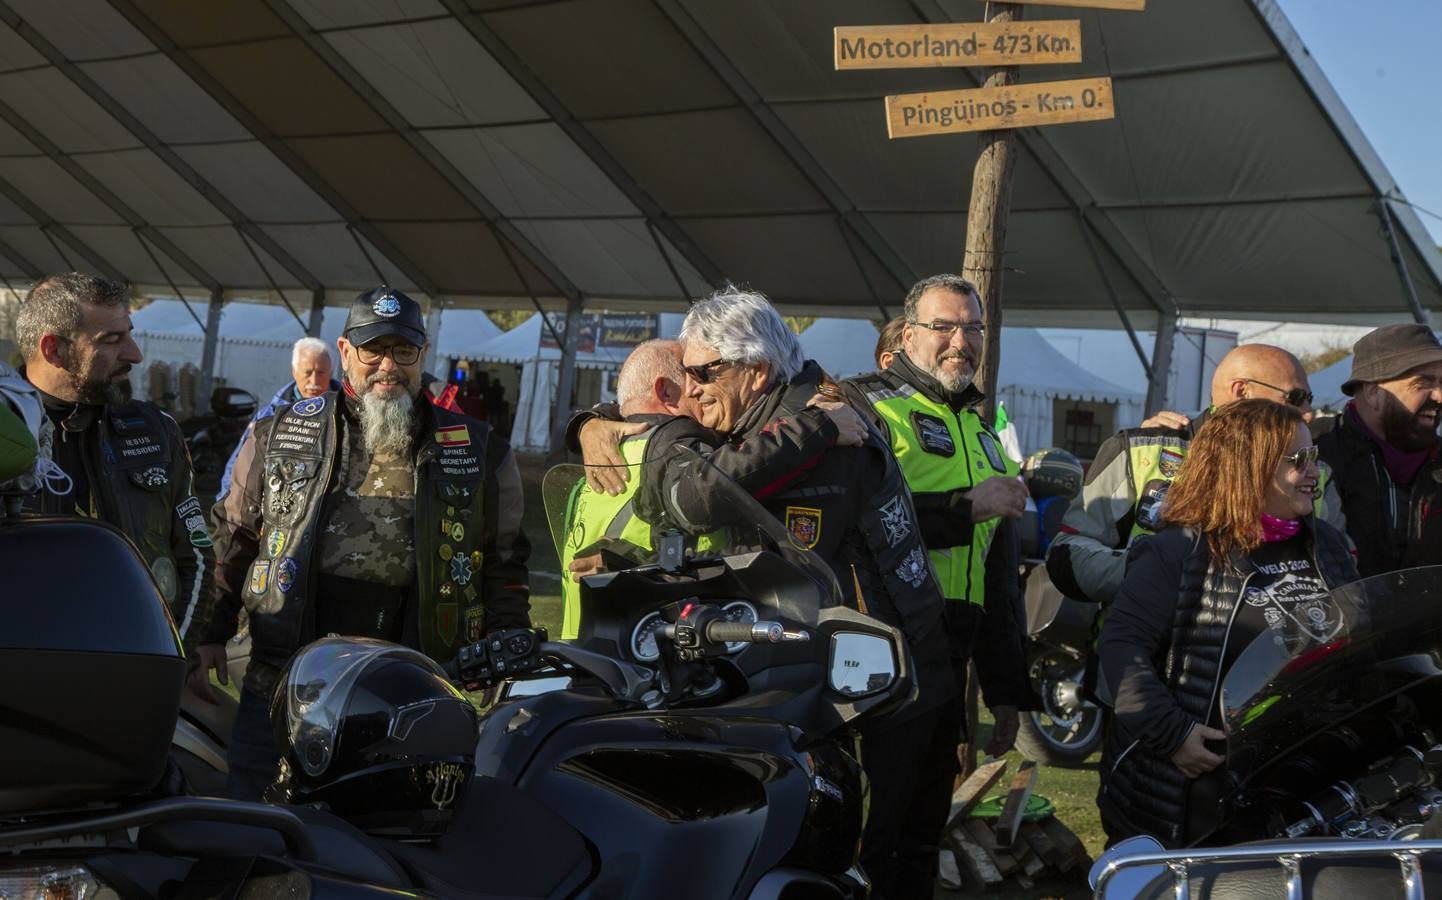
834, 21, 1082, 70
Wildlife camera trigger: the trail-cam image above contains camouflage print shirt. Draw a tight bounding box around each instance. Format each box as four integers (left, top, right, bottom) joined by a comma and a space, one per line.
317, 415, 416, 587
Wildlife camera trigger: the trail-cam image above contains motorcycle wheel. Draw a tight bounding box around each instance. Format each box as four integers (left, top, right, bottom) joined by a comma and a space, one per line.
1014, 650, 1102, 767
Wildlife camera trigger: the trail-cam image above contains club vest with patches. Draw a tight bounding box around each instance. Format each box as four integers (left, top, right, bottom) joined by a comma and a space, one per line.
1123, 425, 1332, 542
559, 428, 721, 639
246, 392, 490, 661
857, 373, 1019, 606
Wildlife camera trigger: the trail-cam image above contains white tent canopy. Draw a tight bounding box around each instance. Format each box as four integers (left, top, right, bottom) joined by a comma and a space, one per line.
1309, 354, 1355, 413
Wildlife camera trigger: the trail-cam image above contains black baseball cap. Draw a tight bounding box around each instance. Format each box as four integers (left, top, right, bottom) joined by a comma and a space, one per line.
343, 286, 426, 348
1342, 324, 1442, 395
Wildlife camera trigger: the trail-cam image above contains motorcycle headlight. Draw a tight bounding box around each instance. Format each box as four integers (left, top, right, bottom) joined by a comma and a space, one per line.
0, 863, 118, 899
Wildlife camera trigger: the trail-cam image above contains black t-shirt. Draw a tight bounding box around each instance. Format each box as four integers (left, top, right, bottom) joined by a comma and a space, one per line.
1224, 533, 1338, 674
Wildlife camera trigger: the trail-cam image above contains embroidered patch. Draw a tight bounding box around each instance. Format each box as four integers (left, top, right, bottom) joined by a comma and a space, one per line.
879, 495, 912, 547
978, 432, 1007, 473
276, 557, 298, 593
267, 529, 288, 559
139, 465, 168, 487
439, 544, 453, 562
110, 415, 146, 432
1136, 479, 1171, 532
910, 411, 955, 456
435, 425, 470, 448
785, 506, 822, 549
292, 396, 327, 418
188, 526, 213, 548
176, 497, 202, 519
1159, 447, 1185, 479
895, 546, 929, 588
150, 557, 177, 603
373, 292, 401, 317
437, 602, 458, 644
451, 555, 473, 586
450, 521, 464, 542
249, 561, 270, 595
466, 607, 484, 642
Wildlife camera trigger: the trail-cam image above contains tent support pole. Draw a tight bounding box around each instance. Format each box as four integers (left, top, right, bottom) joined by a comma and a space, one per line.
425, 296, 446, 378
199, 287, 224, 412
1145, 312, 1176, 415
1376, 198, 1432, 326
306, 287, 324, 337
1078, 209, 1154, 383
550, 294, 584, 459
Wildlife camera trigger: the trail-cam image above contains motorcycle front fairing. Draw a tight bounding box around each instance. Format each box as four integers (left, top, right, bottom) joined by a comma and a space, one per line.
1215, 566, 1442, 838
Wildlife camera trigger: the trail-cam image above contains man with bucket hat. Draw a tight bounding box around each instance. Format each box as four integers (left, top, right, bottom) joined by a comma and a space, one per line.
203, 286, 532, 799
1315, 323, 1442, 576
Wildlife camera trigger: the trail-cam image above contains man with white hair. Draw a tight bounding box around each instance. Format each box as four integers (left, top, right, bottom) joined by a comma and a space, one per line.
200, 286, 531, 800
582, 287, 955, 900
217, 335, 338, 501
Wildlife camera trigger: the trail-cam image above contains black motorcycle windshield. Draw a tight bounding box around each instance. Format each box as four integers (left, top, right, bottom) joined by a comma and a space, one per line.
1219, 565, 1442, 787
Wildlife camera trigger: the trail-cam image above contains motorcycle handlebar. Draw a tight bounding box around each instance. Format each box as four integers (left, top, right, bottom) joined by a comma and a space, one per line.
706, 620, 783, 644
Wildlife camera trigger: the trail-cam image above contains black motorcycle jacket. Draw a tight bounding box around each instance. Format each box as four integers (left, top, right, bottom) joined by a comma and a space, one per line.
1315, 405, 1442, 577
24, 390, 215, 656
643, 361, 957, 720
209, 389, 530, 690
1098, 522, 1357, 846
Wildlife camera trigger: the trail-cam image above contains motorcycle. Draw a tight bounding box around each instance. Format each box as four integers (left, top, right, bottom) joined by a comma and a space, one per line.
1013, 463, 1103, 767
1090, 565, 1442, 898
1, 450, 910, 898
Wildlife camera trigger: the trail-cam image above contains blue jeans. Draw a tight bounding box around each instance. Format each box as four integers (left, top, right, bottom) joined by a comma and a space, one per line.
227, 686, 280, 801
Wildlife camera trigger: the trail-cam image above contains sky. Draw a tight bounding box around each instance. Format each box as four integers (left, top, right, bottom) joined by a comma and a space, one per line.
1277, 0, 1442, 245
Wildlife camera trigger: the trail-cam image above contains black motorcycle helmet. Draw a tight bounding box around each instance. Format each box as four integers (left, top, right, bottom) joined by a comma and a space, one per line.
1023, 447, 1084, 502
269, 637, 478, 837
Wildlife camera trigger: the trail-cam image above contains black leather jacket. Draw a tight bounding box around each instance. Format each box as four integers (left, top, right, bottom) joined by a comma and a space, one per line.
1098, 522, 1357, 846
642, 361, 957, 721
209, 389, 530, 692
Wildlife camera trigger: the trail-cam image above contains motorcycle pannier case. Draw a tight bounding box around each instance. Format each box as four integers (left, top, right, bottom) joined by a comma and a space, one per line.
0, 516, 186, 814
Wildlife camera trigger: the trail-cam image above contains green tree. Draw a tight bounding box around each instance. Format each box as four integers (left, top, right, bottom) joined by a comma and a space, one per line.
1298, 344, 1350, 374
782, 315, 815, 334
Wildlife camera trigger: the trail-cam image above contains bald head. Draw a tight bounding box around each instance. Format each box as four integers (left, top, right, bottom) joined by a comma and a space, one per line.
616, 339, 689, 417
1210, 343, 1313, 421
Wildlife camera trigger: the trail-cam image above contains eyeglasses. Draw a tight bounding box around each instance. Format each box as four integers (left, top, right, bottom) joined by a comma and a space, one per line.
910, 319, 986, 339
355, 342, 421, 366
683, 358, 734, 385
1283, 445, 1320, 471
1243, 378, 1313, 409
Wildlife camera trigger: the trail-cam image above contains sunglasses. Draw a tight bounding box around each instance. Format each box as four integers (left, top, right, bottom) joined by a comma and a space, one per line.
1283, 445, 1320, 471
683, 358, 734, 385
1243, 378, 1313, 409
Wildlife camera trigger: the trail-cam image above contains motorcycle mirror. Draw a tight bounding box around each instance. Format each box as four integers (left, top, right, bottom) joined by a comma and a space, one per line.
827, 633, 896, 698
1088, 835, 1168, 897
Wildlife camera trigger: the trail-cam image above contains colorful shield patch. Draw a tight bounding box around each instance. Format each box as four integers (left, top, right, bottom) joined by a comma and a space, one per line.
437, 602, 458, 644
276, 558, 298, 593
466, 607, 484, 642
435, 425, 470, 448
249, 561, 270, 595
267, 529, 287, 558
1159, 448, 1185, 479
785, 506, 822, 549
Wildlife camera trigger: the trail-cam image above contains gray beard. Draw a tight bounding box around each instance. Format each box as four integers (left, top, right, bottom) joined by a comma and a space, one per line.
927, 358, 975, 393
359, 389, 415, 457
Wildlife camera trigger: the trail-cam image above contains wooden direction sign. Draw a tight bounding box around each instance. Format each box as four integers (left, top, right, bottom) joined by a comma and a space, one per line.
986, 0, 1144, 9
835, 21, 1082, 70
886, 76, 1114, 138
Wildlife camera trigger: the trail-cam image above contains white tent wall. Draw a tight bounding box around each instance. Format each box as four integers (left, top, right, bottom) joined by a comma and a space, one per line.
132, 331, 295, 414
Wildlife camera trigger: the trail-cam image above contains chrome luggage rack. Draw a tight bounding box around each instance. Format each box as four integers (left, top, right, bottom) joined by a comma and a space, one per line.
1093, 838, 1442, 900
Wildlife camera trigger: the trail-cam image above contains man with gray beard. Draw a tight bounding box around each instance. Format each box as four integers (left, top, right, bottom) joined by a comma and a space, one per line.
204, 286, 531, 800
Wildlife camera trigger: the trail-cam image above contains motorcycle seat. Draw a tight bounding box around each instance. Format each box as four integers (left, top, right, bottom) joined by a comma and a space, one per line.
387, 775, 594, 899
139, 805, 412, 889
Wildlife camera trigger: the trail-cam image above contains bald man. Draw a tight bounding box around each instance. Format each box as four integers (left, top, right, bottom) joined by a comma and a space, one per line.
1046, 343, 1343, 607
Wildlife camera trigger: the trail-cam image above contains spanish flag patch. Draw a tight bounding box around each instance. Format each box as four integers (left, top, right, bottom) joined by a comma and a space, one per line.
435, 425, 471, 448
